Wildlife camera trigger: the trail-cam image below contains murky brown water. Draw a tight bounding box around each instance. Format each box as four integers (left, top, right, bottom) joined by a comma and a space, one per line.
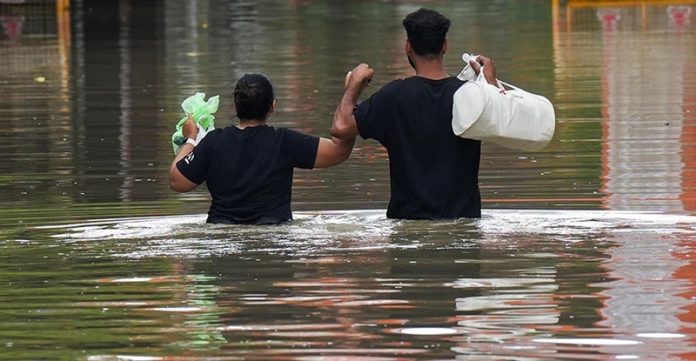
1, 0, 696, 360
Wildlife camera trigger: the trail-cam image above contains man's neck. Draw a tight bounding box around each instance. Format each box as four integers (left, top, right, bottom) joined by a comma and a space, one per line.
413, 58, 449, 80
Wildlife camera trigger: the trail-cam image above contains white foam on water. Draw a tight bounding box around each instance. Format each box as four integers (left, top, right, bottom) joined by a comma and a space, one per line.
44, 209, 696, 239
110, 277, 152, 283
396, 327, 459, 335
149, 307, 202, 313
502, 345, 538, 350
35, 209, 696, 259
636, 333, 686, 339
87, 356, 162, 361
448, 277, 554, 289
533, 338, 641, 346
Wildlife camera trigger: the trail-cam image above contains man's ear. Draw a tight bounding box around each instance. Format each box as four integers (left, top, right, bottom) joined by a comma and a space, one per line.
442, 38, 448, 55
405, 40, 412, 55
270, 99, 277, 115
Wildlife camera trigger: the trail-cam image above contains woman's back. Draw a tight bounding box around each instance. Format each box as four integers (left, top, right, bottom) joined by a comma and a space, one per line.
176, 125, 318, 224
169, 68, 370, 224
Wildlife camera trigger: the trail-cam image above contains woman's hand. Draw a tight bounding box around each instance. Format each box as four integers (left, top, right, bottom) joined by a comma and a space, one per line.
182, 114, 199, 140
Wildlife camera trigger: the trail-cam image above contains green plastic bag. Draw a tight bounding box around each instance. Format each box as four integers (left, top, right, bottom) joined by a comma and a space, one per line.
171, 92, 220, 154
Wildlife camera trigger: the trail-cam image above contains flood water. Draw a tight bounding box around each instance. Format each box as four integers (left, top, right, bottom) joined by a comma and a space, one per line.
1, 0, 696, 360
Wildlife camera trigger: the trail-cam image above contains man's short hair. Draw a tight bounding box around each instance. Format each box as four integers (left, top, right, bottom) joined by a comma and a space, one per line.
402, 8, 451, 57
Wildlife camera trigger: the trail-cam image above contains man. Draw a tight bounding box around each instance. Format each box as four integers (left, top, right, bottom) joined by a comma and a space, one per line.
332, 8, 498, 220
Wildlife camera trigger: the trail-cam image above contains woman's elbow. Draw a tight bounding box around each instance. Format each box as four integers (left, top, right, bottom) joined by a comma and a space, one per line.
168, 168, 193, 193
325, 153, 349, 168
324, 143, 354, 168
337, 147, 352, 164
169, 181, 182, 193
169, 177, 185, 193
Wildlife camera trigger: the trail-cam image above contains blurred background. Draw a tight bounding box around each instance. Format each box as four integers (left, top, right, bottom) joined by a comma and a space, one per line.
0, 0, 694, 227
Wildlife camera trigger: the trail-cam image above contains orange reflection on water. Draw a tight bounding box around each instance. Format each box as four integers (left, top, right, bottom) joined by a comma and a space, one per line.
602, 7, 692, 213
553, 1, 696, 214
674, 233, 696, 360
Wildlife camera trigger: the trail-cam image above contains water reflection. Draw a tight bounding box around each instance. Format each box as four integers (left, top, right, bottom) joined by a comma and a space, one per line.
6, 209, 693, 359
596, 228, 694, 359
553, 2, 696, 213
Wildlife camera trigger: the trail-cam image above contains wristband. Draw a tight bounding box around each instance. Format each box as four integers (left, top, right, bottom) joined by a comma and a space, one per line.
186, 137, 197, 146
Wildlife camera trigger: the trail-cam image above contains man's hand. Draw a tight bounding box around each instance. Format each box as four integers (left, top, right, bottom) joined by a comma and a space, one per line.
469, 55, 498, 87
331, 63, 374, 141
344, 63, 374, 92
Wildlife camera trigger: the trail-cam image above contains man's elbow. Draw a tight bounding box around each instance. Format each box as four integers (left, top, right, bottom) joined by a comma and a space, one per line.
331, 123, 357, 140
329, 124, 345, 139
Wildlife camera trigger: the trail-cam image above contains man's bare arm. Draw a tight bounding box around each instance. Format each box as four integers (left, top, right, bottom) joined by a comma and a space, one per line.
330, 64, 374, 140
314, 64, 374, 168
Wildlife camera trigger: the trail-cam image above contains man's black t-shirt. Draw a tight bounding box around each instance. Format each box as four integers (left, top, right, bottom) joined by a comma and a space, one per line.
355, 76, 481, 219
176, 125, 319, 224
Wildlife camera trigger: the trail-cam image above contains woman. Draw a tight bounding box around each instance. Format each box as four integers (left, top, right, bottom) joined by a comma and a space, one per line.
169, 65, 373, 224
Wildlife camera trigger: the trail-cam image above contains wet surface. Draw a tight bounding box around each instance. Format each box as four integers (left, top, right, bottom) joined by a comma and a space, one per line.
1, 0, 696, 359
4, 209, 696, 359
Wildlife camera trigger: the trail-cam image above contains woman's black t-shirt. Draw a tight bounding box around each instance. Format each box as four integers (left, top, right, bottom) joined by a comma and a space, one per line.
176, 125, 319, 224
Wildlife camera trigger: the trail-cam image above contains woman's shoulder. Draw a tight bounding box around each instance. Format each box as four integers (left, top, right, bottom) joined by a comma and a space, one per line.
199, 126, 235, 146
210, 125, 243, 137
266, 126, 302, 138
274, 126, 315, 139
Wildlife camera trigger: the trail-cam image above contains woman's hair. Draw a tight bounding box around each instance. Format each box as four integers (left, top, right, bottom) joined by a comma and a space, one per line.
234, 73, 275, 121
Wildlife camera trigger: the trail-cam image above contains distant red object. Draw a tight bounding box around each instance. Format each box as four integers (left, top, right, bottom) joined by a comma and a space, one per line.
1, 15, 23, 44
597, 8, 621, 31
668, 6, 692, 28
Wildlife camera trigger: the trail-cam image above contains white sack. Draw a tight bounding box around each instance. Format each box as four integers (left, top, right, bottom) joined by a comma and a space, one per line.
452, 58, 555, 151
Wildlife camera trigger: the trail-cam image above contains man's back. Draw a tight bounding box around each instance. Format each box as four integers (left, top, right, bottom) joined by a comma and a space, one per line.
355, 76, 481, 219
